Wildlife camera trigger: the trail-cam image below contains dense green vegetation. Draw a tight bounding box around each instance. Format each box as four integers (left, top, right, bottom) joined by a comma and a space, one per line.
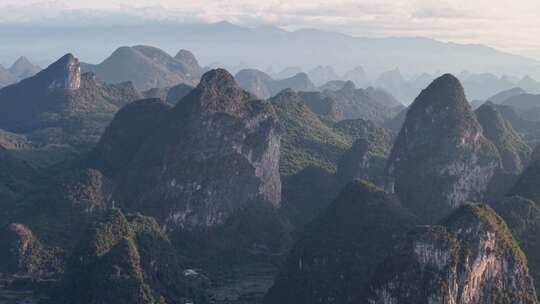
491, 196, 540, 295
265, 181, 418, 304
63, 209, 208, 304
476, 102, 532, 173
272, 90, 393, 176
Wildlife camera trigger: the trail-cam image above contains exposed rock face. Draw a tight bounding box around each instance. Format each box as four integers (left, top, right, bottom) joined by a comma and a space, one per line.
8, 56, 41, 80
386, 74, 501, 222
82, 45, 202, 90
264, 181, 417, 304
114, 69, 281, 231
365, 204, 538, 304
43, 53, 81, 90
476, 102, 531, 174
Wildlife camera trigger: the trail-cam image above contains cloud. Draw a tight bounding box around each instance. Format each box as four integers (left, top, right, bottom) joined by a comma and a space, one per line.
1, 0, 540, 59
412, 7, 484, 20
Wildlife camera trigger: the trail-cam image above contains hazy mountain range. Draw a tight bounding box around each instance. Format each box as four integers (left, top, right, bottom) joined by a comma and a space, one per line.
2, 21, 540, 80
5, 43, 540, 106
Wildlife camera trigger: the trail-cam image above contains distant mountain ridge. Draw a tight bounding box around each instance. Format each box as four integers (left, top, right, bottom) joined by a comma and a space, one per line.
235, 69, 316, 99
9, 56, 41, 80
235, 69, 403, 124
4, 21, 540, 80
81, 45, 203, 90
0, 56, 41, 88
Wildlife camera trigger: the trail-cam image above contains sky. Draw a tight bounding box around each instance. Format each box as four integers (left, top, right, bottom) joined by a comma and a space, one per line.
1, 0, 540, 59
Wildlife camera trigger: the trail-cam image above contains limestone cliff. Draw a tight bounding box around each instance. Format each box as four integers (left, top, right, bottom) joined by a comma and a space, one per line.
113, 69, 281, 231
365, 204, 538, 304
386, 74, 501, 222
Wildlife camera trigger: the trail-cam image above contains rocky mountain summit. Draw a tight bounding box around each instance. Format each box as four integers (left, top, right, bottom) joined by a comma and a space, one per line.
366, 204, 538, 304
0, 53, 140, 165
386, 74, 501, 222
94, 69, 282, 231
